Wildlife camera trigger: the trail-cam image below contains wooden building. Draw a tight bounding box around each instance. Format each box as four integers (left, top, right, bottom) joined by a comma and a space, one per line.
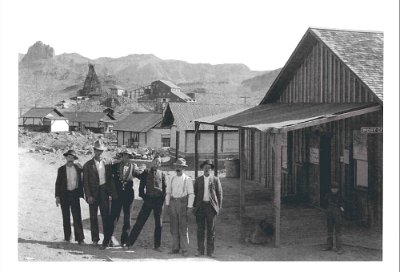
62, 112, 115, 133
162, 103, 247, 161
138, 80, 195, 103
21, 107, 69, 132
113, 112, 169, 148
195, 28, 383, 246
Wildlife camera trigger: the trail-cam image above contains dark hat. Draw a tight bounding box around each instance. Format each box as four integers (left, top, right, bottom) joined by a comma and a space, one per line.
200, 159, 214, 169
118, 147, 134, 159
63, 149, 78, 160
93, 139, 107, 151
173, 158, 188, 167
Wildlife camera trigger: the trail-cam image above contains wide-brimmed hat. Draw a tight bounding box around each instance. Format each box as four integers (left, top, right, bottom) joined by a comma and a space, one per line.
200, 159, 214, 169
93, 139, 107, 151
173, 158, 188, 167
63, 149, 78, 160
118, 147, 134, 159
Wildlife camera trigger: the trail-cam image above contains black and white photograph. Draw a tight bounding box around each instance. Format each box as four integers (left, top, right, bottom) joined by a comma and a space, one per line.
0, 0, 398, 271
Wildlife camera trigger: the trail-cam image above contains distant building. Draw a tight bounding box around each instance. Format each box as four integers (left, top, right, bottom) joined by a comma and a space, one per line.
21, 107, 69, 132
113, 112, 169, 148
138, 80, 195, 103
109, 85, 126, 97
62, 112, 115, 133
162, 103, 246, 160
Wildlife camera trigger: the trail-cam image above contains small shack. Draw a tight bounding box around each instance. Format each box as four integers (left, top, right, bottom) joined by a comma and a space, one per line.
113, 112, 168, 148
21, 107, 69, 132
62, 112, 115, 133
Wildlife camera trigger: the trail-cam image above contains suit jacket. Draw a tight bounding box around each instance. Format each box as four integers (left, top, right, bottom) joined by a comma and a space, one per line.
55, 163, 84, 201
83, 158, 118, 201
136, 168, 166, 200
111, 162, 134, 199
193, 175, 223, 215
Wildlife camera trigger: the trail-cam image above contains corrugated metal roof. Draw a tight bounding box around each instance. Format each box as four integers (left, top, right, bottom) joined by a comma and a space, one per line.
166, 103, 248, 131
22, 107, 65, 119
113, 112, 163, 132
310, 28, 383, 100
196, 103, 381, 133
157, 80, 180, 89
261, 27, 383, 103
170, 89, 194, 102
62, 112, 115, 122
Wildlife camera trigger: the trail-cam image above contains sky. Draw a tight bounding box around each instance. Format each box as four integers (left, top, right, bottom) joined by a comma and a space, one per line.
2, 0, 397, 71
0, 0, 399, 271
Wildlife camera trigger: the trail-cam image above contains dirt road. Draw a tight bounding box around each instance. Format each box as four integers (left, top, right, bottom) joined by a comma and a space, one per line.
18, 148, 382, 261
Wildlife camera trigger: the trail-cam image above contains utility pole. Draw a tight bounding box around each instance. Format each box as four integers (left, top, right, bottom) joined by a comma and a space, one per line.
240, 96, 250, 105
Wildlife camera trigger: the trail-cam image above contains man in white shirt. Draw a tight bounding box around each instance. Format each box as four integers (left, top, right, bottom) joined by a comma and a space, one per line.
165, 158, 194, 257
55, 150, 85, 244
83, 140, 118, 248
193, 159, 223, 258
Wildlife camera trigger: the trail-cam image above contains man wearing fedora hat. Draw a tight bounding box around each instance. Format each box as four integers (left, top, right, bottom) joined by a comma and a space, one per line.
83, 139, 118, 249
193, 159, 223, 258
102, 147, 136, 247
165, 158, 194, 256
55, 149, 85, 244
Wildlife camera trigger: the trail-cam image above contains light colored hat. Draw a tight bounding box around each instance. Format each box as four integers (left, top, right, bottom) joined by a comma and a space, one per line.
173, 158, 188, 167
93, 139, 107, 151
118, 147, 134, 158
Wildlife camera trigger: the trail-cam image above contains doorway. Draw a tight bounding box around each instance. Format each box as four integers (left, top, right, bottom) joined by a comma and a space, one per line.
319, 135, 331, 208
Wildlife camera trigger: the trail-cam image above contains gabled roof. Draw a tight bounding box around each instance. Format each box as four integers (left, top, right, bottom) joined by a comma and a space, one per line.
62, 112, 115, 122
157, 80, 180, 89
170, 89, 194, 102
22, 107, 65, 119
113, 112, 163, 132
165, 103, 247, 130
261, 27, 383, 103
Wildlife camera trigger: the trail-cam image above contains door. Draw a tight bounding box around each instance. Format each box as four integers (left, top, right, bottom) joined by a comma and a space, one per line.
319, 135, 331, 208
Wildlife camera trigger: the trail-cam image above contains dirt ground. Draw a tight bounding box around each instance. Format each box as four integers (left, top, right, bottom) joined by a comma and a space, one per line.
18, 146, 382, 262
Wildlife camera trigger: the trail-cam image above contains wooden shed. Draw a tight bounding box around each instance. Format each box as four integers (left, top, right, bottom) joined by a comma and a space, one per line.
62, 112, 115, 133
21, 107, 69, 132
195, 27, 383, 246
112, 112, 168, 148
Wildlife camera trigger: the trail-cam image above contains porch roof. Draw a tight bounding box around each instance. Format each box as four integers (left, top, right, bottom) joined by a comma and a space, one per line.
195, 103, 381, 133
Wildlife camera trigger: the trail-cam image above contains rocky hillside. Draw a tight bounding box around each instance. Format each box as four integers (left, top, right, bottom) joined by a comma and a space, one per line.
19, 41, 280, 110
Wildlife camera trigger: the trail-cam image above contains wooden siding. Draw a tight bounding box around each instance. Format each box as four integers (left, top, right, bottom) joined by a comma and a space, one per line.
278, 42, 378, 103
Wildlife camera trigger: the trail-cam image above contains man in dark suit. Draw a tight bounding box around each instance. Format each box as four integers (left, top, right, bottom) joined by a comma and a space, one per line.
126, 155, 167, 251
83, 139, 118, 249
193, 159, 223, 258
102, 147, 136, 247
55, 149, 85, 244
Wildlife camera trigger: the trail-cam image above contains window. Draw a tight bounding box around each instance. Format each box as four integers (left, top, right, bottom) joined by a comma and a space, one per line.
353, 130, 368, 188
162, 137, 170, 147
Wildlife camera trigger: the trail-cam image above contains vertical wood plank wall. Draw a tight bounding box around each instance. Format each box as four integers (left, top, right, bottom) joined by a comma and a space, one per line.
278, 42, 378, 103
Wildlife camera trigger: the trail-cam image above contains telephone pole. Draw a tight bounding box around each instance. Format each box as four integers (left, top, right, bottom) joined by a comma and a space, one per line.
240, 96, 250, 105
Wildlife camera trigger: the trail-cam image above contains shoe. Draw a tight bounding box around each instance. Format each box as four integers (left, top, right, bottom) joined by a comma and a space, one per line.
92, 241, 99, 246
195, 251, 204, 257
207, 253, 215, 258
336, 248, 344, 255
153, 247, 163, 252
108, 240, 114, 247
168, 249, 180, 254
99, 245, 108, 250
322, 246, 333, 251
182, 251, 189, 257
64, 239, 71, 243
78, 240, 86, 245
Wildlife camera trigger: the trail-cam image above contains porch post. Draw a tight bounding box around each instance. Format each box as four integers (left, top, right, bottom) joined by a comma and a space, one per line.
273, 132, 283, 247
239, 128, 246, 220
194, 122, 200, 178
214, 125, 218, 176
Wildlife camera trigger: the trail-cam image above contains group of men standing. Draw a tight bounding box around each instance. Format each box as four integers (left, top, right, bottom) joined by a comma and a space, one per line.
55, 139, 223, 257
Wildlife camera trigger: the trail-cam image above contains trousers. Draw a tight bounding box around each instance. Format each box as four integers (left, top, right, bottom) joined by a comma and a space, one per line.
326, 209, 343, 250
60, 189, 84, 242
88, 184, 112, 245
103, 192, 134, 245
127, 196, 164, 248
170, 197, 189, 252
195, 201, 217, 255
